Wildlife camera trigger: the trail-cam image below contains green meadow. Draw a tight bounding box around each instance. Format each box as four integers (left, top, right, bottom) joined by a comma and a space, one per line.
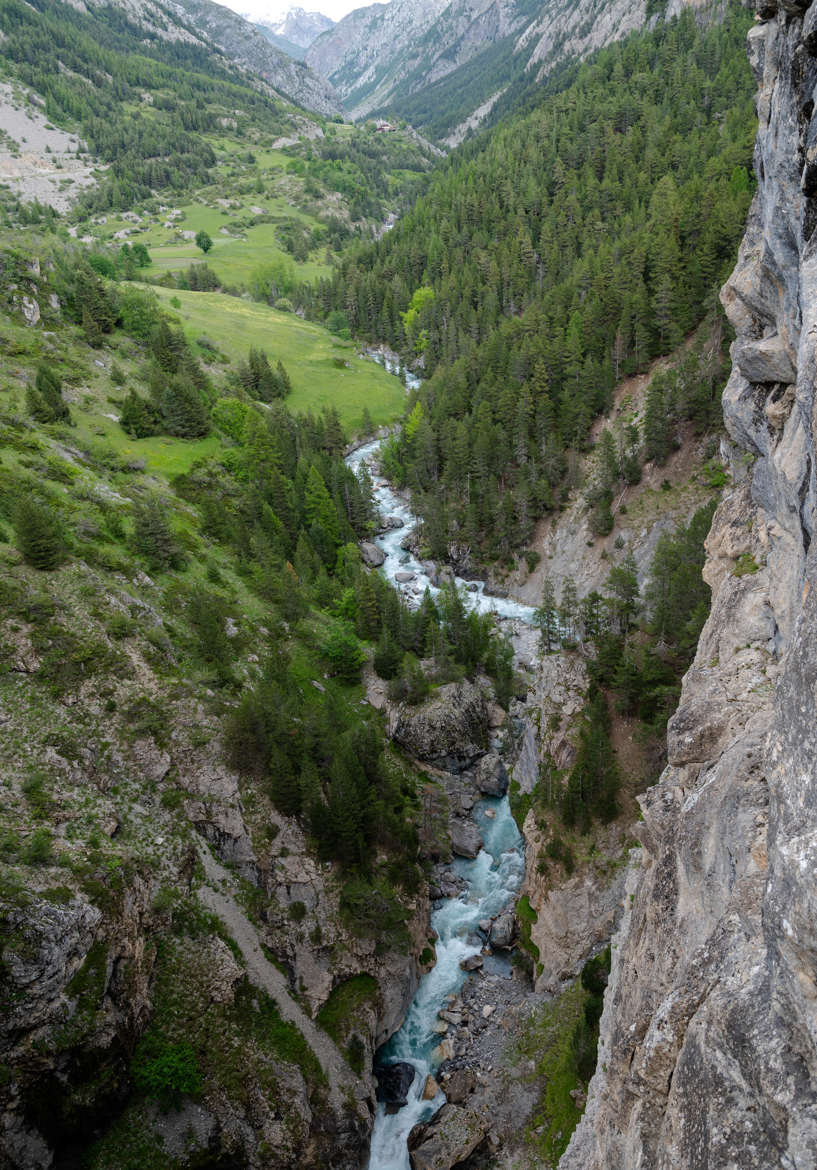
150, 285, 408, 432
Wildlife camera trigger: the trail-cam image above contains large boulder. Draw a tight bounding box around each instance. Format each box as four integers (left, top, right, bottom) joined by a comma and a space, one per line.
440, 1067, 477, 1105
489, 911, 517, 950
450, 819, 483, 860
390, 681, 487, 769
361, 541, 385, 567
375, 1061, 415, 1109
474, 752, 508, 797
408, 1104, 491, 1170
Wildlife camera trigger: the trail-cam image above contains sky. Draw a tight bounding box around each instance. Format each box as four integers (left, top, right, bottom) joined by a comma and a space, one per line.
228, 0, 372, 23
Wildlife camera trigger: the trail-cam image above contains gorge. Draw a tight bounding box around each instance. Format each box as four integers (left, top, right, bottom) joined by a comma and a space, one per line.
1, 0, 816, 1168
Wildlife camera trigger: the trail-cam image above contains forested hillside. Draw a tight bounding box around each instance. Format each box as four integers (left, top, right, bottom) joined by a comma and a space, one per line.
316, 7, 755, 563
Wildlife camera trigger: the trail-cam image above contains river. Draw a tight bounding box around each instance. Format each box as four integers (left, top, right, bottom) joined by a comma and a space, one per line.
345, 438, 535, 623
367, 797, 524, 1169
345, 407, 530, 1169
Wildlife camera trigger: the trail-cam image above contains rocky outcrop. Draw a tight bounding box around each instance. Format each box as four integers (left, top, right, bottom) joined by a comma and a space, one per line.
390, 680, 488, 769
450, 818, 483, 859
361, 540, 386, 567
523, 818, 629, 993
408, 1103, 492, 1170
511, 650, 629, 989
562, 6, 817, 1167
474, 751, 508, 796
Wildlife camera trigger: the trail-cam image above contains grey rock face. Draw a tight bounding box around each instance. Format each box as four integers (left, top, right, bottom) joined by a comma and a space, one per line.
169, 0, 341, 114
562, 6, 817, 1168
375, 1060, 416, 1108
390, 680, 487, 768
488, 910, 516, 949
361, 541, 386, 567
408, 1103, 491, 1170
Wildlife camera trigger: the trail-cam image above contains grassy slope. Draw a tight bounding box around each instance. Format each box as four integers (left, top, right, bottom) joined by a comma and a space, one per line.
150, 286, 407, 434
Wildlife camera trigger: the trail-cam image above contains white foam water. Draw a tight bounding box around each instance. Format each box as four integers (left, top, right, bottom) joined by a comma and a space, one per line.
366, 796, 524, 1170
346, 437, 535, 623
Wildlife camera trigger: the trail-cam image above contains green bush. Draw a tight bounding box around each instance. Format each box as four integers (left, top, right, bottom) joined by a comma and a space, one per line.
22, 827, 54, 866
131, 1035, 202, 1108
320, 621, 365, 681
131, 497, 184, 571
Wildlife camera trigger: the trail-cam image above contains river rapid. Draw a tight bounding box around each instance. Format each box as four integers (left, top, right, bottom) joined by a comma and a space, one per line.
345, 397, 532, 1170
346, 438, 535, 624
367, 798, 524, 1169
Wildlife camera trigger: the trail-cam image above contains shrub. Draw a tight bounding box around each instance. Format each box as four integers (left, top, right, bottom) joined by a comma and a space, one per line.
22, 827, 54, 866
131, 1035, 202, 1108
27, 363, 70, 423
131, 496, 184, 571
320, 621, 365, 681
372, 631, 402, 679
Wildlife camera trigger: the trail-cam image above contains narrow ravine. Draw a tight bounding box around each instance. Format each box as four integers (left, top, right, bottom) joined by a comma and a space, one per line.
345, 419, 531, 1168
366, 796, 524, 1170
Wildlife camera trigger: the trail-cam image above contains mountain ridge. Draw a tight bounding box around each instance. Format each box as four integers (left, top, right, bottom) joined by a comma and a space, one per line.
305, 0, 709, 138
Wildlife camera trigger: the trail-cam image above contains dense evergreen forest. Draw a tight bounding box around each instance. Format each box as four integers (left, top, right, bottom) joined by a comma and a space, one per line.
316, 8, 755, 562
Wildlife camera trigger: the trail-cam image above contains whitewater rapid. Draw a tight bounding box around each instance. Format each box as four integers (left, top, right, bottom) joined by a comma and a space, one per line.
346, 437, 535, 623
366, 796, 524, 1170
345, 388, 529, 1167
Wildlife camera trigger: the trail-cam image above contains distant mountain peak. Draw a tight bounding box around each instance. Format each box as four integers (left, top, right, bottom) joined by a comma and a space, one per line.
262, 6, 335, 50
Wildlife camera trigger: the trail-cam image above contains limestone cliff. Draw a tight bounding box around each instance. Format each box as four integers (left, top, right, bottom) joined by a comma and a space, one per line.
562, 4, 817, 1166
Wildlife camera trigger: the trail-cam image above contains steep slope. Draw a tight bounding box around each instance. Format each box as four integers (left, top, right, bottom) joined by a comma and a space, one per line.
0, 238, 431, 1168
323, 7, 755, 569
562, 2, 817, 1166
63, 0, 341, 115
305, 0, 709, 139
158, 0, 342, 113
305, 0, 528, 126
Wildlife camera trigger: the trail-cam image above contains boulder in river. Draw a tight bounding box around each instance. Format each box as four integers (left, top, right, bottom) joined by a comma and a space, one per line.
489, 911, 517, 950
361, 541, 385, 567
450, 818, 483, 859
460, 954, 483, 972
482, 583, 509, 599
474, 751, 509, 797
408, 1104, 491, 1170
395, 571, 416, 583
422, 1075, 440, 1101
375, 1061, 416, 1109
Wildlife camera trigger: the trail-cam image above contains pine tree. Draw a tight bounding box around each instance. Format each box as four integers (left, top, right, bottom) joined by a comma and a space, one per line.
27, 363, 70, 423
535, 577, 559, 652
120, 389, 161, 438
132, 497, 183, 571
559, 577, 578, 643
160, 377, 210, 438
13, 497, 65, 570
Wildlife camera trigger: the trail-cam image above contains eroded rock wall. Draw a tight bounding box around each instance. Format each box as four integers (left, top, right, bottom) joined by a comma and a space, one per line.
561, 5, 817, 1166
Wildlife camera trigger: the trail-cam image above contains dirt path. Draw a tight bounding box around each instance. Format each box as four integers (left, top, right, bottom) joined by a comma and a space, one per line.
196, 842, 365, 1111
